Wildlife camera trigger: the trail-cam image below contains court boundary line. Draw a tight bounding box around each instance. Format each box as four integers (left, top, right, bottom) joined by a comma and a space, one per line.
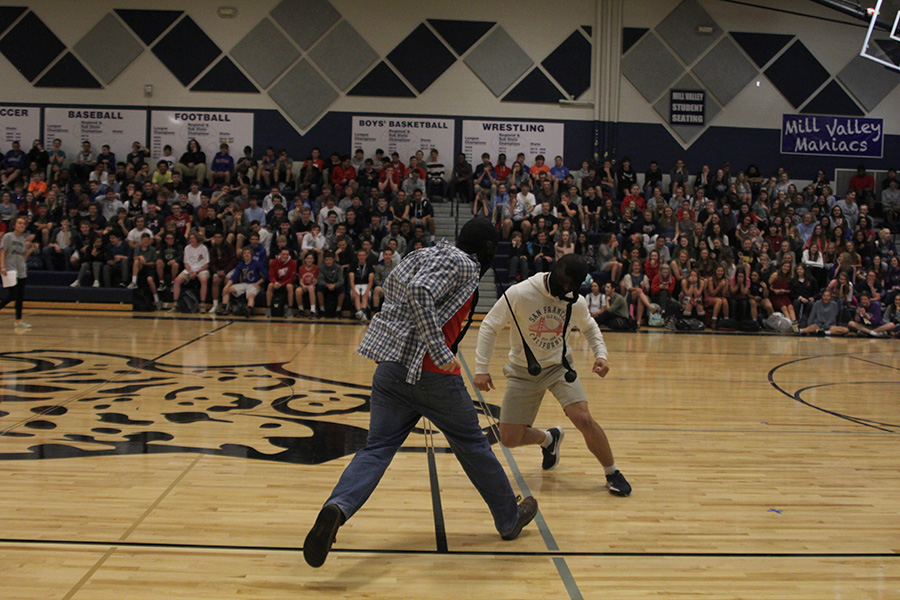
2, 538, 897, 559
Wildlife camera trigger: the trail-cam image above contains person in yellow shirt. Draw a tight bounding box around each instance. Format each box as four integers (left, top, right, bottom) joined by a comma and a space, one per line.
151, 160, 173, 190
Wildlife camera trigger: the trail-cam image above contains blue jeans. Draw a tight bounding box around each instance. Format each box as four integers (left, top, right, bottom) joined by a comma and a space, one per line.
326, 361, 519, 535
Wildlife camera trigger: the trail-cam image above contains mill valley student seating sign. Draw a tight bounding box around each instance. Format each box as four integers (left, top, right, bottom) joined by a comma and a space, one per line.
781, 114, 884, 158
669, 90, 705, 126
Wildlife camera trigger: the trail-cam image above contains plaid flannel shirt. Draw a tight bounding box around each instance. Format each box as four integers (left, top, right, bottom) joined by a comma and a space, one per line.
358, 239, 480, 383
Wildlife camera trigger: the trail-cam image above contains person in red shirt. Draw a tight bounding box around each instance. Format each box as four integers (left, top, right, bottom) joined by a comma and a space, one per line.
620, 184, 646, 215
378, 164, 400, 195
164, 203, 192, 236
267, 248, 297, 318
848, 165, 875, 205
330, 155, 358, 196
650, 262, 677, 318
494, 153, 511, 186
389, 152, 406, 179
310, 147, 324, 171
296, 251, 319, 317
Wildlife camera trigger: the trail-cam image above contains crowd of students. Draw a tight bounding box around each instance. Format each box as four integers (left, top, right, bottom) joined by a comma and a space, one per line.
0, 136, 897, 337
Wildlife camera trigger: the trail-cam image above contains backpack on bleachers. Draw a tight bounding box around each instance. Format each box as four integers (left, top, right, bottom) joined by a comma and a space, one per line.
647, 304, 665, 327
177, 289, 200, 314
229, 293, 249, 316
132, 287, 155, 312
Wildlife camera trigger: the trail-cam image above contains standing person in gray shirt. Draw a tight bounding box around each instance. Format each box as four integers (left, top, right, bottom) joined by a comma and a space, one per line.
799, 289, 849, 336
0, 216, 34, 328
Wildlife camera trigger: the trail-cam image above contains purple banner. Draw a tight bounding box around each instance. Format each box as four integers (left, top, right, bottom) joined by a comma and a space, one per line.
781, 114, 883, 158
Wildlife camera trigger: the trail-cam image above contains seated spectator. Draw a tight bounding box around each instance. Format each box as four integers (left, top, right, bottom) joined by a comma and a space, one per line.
220, 245, 267, 317
207, 231, 238, 314
274, 148, 293, 190
209, 143, 234, 187
103, 231, 131, 288
882, 293, 900, 338
127, 233, 161, 308
529, 230, 554, 273
555, 229, 574, 262
409, 189, 434, 238
748, 269, 773, 322
650, 262, 677, 320
296, 251, 319, 317
425, 148, 447, 199
768, 261, 797, 329
41, 216, 73, 271
301, 222, 326, 264
448, 152, 473, 202
847, 290, 889, 337
849, 165, 876, 206
882, 180, 899, 226
800, 289, 849, 335
173, 139, 207, 185
680, 269, 704, 318
371, 247, 395, 313
621, 258, 656, 325
72, 234, 105, 287
349, 247, 374, 322
507, 231, 528, 283
170, 231, 210, 312
316, 250, 344, 318
595, 281, 636, 330
473, 190, 494, 221
790, 263, 818, 327
728, 269, 751, 322
585, 280, 605, 318
266, 247, 297, 318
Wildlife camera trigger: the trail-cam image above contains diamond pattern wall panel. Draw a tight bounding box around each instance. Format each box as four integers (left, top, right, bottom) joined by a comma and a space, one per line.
231, 18, 299, 89
838, 55, 900, 111
542, 31, 591, 99
764, 40, 829, 108
0, 11, 65, 81
656, 0, 722, 64
348, 61, 415, 97
191, 57, 258, 93
502, 68, 564, 103
0, 6, 25, 35
35, 52, 101, 88
387, 23, 456, 93
730, 31, 793, 68
152, 16, 221, 86
268, 60, 338, 130
465, 27, 533, 97
621, 33, 683, 103
308, 20, 378, 91
652, 73, 721, 145
115, 9, 182, 46
622, 27, 649, 54
692, 37, 756, 105
801, 80, 864, 116
74, 13, 143, 84
270, 0, 340, 50
427, 19, 495, 55
875, 39, 900, 67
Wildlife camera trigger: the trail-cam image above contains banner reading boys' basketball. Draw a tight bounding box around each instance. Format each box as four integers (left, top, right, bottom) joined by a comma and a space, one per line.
462, 120, 564, 166
352, 116, 455, 163
44, 107, 146, 161
150, 110, 254, 166
781, 114, 884, 159
0, 106, 40, 147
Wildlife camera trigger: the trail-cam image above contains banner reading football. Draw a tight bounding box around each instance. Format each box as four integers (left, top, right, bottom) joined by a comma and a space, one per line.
0, 106, 40, 147
781, 114, 884, 158
462, 120, 564, 166
44, 107, 146, 162
352, 116, 455, 162
151, 111, 254, 166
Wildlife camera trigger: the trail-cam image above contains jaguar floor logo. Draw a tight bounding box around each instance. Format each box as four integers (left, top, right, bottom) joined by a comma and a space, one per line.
0, 350, 502, 464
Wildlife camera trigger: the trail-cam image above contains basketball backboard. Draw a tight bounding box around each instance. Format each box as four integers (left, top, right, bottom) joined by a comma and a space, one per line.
862, 0, 900, 70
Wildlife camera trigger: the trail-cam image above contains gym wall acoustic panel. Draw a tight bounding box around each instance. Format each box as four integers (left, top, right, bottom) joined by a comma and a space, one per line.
622, 33, 683, 103
35, 52, 101, 88
837, 55, 900, 112
348, 61, 415, 97
692, 36, 757, 106
764, 40, 830, 108
730, 31, 793, 68
73, 13, 143, 85
231, 18, 300, 89
656, 0, 723, 65
191, 57, 258, 93
270, 0, 340, 50
464, 27, 533, 97
268, 60, 338, 130
502, 68, 564, 104
115, 9, 182, 46
152, 16, 221, 86
0, 6, 25, 36
801, 80, 864, 116
427, 19, 495, 56
542, 30, 592, 99
0, 11, 65, 81
387, 23, 456, 93
308, 20, 378, 92
622, 27, 649, 55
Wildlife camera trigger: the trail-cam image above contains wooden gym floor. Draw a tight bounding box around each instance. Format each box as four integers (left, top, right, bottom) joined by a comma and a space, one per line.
0, 311, 898, 599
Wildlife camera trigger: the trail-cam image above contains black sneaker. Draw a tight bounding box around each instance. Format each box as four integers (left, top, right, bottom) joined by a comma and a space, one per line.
541, 426, 565, 470
500, 496, 538, 541
303, 504, 344, 568
605, 470, 632, 496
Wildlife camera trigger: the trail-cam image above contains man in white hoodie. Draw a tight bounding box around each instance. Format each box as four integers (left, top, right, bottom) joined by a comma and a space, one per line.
474, 254, 631, 496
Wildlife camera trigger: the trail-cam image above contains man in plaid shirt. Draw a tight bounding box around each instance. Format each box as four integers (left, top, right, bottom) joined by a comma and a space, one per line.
305, 219, 538, 568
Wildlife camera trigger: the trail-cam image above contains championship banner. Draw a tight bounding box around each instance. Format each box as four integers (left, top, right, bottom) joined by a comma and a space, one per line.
462, 120, 564, 165
352, 116, 455, 162
0, 106, 40, 147
670, 90, 705, 125
781, 114, 884, 158
44, 107, 146, 162
151, 110, 254, 165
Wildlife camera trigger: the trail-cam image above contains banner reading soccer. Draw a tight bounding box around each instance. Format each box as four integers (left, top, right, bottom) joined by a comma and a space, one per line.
351, 116, 454, 162
151, 111, 254, 165
44, 107, 146, 162
0, 106, 40, 147
462, 120, 564, 166
781, 114, 883, 158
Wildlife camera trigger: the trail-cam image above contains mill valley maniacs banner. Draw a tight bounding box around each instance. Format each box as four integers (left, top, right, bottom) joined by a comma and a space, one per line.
781, 115, 884, 158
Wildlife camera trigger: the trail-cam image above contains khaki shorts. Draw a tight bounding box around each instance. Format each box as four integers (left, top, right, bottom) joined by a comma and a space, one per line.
499, 362, 587, 425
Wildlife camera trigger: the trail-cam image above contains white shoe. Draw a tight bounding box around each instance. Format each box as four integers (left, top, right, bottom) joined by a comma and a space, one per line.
70, 280, 81, 287
126, 282, 138, 289
360, 313, 368, 323
14, 321, 31, 329
208, 305, 218, 314
355, 310, 363, 320
92, 280, 100, 288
